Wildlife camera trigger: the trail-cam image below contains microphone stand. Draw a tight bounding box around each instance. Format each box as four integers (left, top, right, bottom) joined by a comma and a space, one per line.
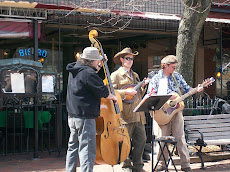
133, 92, 171, 172
151, 108, 156, 172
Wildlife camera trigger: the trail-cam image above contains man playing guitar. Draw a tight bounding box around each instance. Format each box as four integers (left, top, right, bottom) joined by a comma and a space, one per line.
147, 55, 203, 172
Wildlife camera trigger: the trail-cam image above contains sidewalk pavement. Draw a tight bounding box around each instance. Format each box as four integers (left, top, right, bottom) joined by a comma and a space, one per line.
0, 152, 230, 172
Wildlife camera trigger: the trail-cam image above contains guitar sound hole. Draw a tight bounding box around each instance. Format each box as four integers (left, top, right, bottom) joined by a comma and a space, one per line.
169, 101, 176, 107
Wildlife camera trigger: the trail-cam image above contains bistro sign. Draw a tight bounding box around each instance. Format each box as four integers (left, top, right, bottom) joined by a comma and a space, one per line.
15, 47, 49, 60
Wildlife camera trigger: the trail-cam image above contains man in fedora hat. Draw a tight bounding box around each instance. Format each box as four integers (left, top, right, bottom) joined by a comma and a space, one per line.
147, 55, 203, 172
111, 47, 149, 172
66, 47, 118, 172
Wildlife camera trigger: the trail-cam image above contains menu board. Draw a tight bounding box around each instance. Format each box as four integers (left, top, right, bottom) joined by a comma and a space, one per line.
42, 75, 54, 93
10, 73, 25, 93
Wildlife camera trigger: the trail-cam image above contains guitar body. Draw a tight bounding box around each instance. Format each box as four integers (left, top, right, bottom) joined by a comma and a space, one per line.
95, 90, 130, 165
121, 71, 156, 104
154, 92, 185, 125
121, 84, 137, 103
89, 30, 131, 166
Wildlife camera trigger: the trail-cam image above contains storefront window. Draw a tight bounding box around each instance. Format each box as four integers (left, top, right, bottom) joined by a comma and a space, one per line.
215, 48, 230, 100
0, 22, 64, 103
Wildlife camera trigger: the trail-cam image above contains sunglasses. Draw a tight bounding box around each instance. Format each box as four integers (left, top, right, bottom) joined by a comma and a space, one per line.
124, 57, 134, 61
168, 64, 177, 70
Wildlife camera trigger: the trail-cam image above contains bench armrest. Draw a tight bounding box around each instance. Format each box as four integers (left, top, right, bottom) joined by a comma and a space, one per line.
185, 129, 207, 147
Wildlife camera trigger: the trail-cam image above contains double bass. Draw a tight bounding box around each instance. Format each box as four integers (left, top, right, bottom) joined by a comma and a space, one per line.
89, 30, 131, 165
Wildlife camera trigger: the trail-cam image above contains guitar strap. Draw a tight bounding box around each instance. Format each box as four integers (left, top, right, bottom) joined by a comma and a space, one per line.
172, 73, 182, 96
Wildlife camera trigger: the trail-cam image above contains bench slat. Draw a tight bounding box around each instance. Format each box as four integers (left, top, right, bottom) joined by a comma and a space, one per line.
184, 114, 230, 120
188, 136, 230, 143
185, 123, 230, 131
187, 131, 230, 138
184, 118, 230, 125
205, 139, 230, 145
188, 139, 230, 145
186, 126, 230, 133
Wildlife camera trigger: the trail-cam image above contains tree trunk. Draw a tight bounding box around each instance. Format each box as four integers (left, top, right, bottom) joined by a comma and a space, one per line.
176, 0, 212, 86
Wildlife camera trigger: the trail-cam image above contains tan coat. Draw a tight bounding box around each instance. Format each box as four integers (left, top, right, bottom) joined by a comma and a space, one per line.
111, 67, 146, 124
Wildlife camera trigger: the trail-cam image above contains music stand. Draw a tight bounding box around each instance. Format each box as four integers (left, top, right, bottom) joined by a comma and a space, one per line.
133, 94, 171, 172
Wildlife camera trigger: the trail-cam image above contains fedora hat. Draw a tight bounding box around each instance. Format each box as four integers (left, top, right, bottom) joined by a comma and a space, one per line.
80, 47, 103, 61
113, 47, 139, 65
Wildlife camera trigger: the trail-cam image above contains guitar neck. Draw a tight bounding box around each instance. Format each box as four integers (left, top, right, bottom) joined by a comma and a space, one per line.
176, 87, 198, 103
100, 48, 120, 114
174, 77, 214, 104
133, 80, 144, 91
133, 71, 155, 91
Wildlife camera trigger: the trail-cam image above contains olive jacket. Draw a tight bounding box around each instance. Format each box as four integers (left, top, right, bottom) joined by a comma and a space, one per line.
111, 67, 146, 124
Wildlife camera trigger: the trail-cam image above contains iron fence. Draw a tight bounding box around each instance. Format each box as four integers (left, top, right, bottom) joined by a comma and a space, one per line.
0, 95, 68, 157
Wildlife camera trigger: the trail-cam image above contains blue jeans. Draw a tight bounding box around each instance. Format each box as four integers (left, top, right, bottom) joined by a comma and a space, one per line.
66, 117, 96, 172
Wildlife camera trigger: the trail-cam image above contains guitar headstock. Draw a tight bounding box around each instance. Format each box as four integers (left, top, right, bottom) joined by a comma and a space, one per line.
201, 77, 215, 88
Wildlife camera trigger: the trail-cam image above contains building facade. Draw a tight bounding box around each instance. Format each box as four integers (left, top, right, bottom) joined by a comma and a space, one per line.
0, 0, 229, 156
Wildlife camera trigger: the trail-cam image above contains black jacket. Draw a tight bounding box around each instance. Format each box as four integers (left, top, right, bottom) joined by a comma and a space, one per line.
66, 61, 109, 119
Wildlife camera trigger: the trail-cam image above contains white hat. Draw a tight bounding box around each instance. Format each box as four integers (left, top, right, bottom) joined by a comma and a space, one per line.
161, 55, 178, 64
80, 47, 103, 61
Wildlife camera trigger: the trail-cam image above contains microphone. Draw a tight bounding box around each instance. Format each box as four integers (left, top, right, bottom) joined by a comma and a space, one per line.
217, 62, 230, 73
222, 62, 230, 72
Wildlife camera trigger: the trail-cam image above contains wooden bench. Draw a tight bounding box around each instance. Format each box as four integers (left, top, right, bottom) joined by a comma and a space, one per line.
184, 114, 230, 169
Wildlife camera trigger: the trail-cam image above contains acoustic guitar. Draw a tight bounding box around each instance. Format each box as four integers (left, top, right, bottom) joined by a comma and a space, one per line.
154, 77, 215, 125
121, 71, 156, 103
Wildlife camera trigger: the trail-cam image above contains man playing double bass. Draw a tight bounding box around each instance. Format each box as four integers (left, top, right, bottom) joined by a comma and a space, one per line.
66, 47, 117, 172
111, 47, 149, 172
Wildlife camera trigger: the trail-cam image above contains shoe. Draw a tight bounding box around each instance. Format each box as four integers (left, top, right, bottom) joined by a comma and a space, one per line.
181, 167, 193, 172
121, 159, 132, 168
154, 165, 166, 171
132, 169, 146, 172
142, 151, 151, 161
122, 168, 132, 172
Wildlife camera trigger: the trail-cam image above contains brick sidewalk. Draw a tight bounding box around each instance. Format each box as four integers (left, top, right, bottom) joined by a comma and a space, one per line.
0, 153, 230, 172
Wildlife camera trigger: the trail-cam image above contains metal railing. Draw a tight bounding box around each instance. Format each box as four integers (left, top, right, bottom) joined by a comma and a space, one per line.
0, 95, 68, 157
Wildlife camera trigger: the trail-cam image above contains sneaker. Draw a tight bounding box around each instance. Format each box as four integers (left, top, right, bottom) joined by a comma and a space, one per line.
121, 159, 132, 168
122, 168, 132, 172
181, 167, 193, 172
154, 165, 166, 171
132, 169, 146, 172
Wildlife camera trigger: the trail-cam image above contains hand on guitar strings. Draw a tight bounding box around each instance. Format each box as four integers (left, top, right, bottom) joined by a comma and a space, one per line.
103, 54, 108, 62
106, 93, 118, 104
170, 94, 177, 100
125, 89, 137, 96
168, 94, 177, 107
